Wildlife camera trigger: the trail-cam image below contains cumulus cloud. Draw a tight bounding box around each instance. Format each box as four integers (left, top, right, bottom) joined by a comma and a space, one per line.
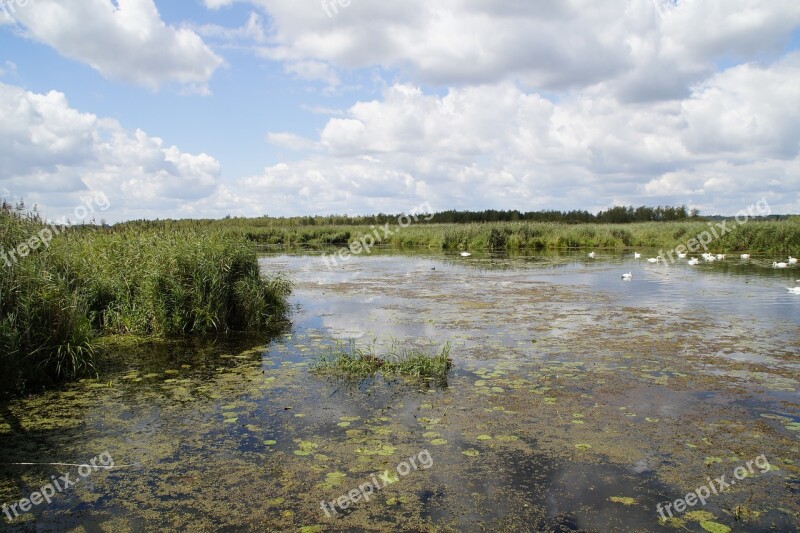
0, 82, 222, 221
241, 51, 799, 216
9, 0, 223, 92
233, 0, 800, 99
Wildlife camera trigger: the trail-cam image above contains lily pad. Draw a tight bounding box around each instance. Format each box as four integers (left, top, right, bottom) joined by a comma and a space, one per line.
608, 496, 636, 505
699, 521, 731, 533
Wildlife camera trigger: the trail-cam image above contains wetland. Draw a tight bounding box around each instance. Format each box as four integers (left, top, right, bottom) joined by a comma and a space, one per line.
1, 249, 798, 532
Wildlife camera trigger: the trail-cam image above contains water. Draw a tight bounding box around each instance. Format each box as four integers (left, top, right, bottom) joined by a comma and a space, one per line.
0, 249, 798, 532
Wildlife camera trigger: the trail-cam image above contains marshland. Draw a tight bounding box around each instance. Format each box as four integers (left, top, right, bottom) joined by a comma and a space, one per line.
0, 206, 799, 531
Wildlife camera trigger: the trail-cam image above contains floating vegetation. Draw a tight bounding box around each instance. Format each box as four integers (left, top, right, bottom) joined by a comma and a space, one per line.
608, 496, 636, 505
309, 340, 453, 383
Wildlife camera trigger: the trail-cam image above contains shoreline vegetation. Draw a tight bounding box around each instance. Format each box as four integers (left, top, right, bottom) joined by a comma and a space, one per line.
0, 207, 291, 396
121, 214, 799, 256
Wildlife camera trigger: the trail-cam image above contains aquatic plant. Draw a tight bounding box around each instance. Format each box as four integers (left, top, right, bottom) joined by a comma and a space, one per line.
0, 209, 291, 396
310, 340, 453, 382
140, 217, 800, 256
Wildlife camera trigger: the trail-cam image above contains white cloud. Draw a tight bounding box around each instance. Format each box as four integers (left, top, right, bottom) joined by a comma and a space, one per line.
10, 0, 223, 92
0, 82, 222, 221
241, 0, 800, 99
245, 52, 800, 216
195, 11, 266, 44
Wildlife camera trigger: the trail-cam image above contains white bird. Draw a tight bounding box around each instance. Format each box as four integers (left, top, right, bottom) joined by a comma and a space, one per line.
460, 252, 472, 257
787, 287, 800, 294
716, 254, 725, 260
677, 252, 687, 259
633, 252, 641, 259
773, 262, 788, 268
704, 255, 716, 262
622, 272, 632, 280
688, 258, 700, 265
740, 254, 750, 259
789, 256, 798, 264
588, 252, 596, 258
647, 257, 659, 263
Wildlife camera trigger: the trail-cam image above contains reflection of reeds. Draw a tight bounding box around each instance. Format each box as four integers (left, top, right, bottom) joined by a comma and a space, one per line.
311, 340, 453, 382
151, 218, 800, 256
0, 208, 292, 396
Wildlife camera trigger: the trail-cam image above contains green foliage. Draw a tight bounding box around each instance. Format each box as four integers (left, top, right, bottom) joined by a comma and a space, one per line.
190, 219, 800, 255
0, 208, 291, 396
310, 340, 453, 383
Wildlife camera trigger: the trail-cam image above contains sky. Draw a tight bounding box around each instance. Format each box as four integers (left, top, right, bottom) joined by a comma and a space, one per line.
0, 0, 799, 223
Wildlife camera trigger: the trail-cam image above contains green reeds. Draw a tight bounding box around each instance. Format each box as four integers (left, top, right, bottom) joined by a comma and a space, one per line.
0, 209, 291, 396
195, 219, 800, 256
310, 340, 453, 382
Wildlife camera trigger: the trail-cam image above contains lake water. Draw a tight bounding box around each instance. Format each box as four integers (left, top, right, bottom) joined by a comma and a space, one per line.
1, 249, 798, 532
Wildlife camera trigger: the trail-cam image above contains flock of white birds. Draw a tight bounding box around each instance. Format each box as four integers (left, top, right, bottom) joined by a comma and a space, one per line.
583, 251, 800, 293
455, 250, 799, 293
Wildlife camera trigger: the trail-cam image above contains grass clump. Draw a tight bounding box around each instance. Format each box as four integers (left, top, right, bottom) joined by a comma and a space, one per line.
310, 340, 453, 383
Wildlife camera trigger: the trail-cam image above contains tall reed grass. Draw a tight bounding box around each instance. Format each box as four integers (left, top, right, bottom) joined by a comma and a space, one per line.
0, 210, 291, 396
222, 218, 800, 255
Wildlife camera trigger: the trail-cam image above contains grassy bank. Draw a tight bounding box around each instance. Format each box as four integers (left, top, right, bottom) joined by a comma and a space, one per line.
226, 218, 800, 256
0, 210, 291, 396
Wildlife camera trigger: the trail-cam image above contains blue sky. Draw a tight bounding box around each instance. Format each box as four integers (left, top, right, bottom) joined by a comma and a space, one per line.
1, 0, 799, 222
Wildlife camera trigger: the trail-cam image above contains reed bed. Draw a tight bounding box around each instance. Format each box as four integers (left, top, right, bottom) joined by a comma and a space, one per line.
0, 210, 291, 396
224, 218, 800, 256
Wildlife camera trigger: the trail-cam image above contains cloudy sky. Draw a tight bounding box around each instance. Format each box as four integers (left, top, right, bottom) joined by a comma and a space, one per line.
1, 0, 799, 222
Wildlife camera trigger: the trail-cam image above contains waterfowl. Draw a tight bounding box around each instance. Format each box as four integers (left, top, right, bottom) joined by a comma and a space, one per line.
773, 262, 788, 268
647, 257, 659, 263
787, 287, 800, 294
688, 258, 700, 265
716, 254, 725, 260
621, 272, 632, 280
740, 254, 750, 259
677, 252, 687, 259
789, 256, 798, 264
460, 252, 472, 257
588, 252, 596, 258
633, 252, 641, 259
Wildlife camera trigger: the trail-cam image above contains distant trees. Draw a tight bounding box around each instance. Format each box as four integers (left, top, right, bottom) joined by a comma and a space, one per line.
594, 205, 690, 223
112, 205, 695, 230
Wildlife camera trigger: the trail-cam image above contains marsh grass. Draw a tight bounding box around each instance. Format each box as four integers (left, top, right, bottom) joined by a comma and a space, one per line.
209, 219, 800, 255
0, 209, 291, 396
310, 340, 453, 382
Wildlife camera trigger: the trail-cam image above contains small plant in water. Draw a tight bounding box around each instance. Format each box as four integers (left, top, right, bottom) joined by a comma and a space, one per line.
310, 340, 453, 382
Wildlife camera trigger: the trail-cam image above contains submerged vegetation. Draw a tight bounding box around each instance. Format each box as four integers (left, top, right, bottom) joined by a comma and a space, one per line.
310, 340, 453, 383
0, 207, 291, 396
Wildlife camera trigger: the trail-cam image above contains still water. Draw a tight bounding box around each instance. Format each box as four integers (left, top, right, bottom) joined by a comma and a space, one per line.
1, 249, 798, 532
